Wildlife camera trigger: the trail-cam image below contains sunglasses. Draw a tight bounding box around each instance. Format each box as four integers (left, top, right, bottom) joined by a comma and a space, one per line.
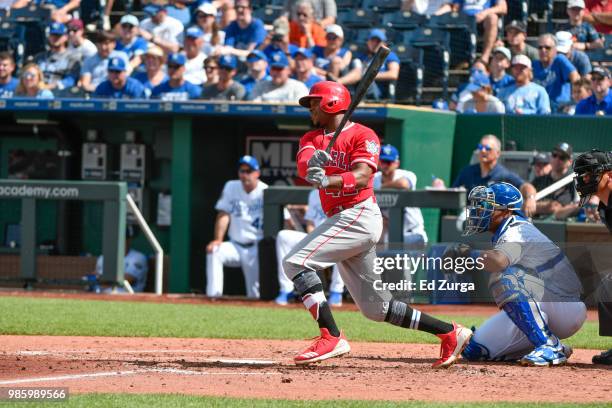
380, 159, 394, 165
538, 45, 552, 50
477, 144, 493, 152
121, 23, 135, 29
592, 75, 607, 82
167, 64, 182, 70
239, 168, 254, 174
68, 28, 79, 33
23, 72, 36, 79
551, 152, 569, 160
108, 70, 122, 74
297, 12, 309, 17
326, 34, 338, 40
197, 13, 212, 18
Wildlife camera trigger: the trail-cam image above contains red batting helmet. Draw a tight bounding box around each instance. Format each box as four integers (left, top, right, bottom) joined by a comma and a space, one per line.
298, 81, 351, 114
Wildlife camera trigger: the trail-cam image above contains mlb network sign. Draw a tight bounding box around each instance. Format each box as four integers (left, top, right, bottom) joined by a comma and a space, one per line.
246, 136, 304, 186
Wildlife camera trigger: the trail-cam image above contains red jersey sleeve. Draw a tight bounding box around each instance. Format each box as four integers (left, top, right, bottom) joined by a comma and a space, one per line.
349, 127, 380, 172
296, 133, 316, 179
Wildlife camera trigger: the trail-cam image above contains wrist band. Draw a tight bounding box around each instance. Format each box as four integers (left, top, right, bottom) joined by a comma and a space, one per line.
340, 172, 356, 193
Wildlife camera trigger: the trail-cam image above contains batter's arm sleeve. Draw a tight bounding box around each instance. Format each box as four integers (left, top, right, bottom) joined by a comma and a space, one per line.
297, 137, 316, 178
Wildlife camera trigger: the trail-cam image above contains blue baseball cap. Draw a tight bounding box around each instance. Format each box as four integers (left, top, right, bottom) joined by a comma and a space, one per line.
185, 26, 204, 39
108, 56, 127, 71
238, 155, 259, 171
49, 22, 67, 35
465, 70, 491, 92
144, 4, 165, 15
219, 55, 237, 70
379, 144, 399, 162
368, 29, 387, 42
269, 51, 289, 68
432, 98, 449, 110
292, 47, 312, 59
167, 53, 186, 66
246, 50, 267, 63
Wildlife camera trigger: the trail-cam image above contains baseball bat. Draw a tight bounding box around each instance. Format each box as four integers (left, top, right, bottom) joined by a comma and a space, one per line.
534, 173, 576, 201
325, 45, 390, 154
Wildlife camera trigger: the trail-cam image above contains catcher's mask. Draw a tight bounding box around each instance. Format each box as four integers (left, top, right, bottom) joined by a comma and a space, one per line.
573, 149, 612, 206
464, 182, 524, 236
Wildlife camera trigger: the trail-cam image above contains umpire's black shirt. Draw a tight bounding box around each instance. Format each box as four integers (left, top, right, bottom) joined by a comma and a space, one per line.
599, 192, 612, 233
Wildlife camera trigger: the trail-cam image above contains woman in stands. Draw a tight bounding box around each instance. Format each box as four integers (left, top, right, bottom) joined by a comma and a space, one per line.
312, 24, 352, 81
15, 63, 54, 99
132, 45, 168, 98
456, 70, 505, 114
193, 2, 225, 56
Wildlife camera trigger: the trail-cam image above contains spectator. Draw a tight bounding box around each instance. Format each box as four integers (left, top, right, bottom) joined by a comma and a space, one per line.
564, 0, 604, 51
565, 76, 593, 114
80, 30, 129, 93
239, 50, 270, 99
35, 22, 81, 92
583, 0, 612, 34
206, 156, 267, 298
0, 52, 18, 98
219, 0, 237, 29
193, 2, 225, 56
451, 134, 537, 215
374, 144, 428, 247
201, 55, 246, 100
151, 54, 201, 101
403, 0, 450, 16
489, 46, 515, 95
504, 20, 539, 62
183, 27, 207, 86
250, 51, 308, 102
312, 24, 351, 80
132, 45, 168, 98
66, 19, 96, 62
292, 47, 323, 88
261, 18, 298, 61
166, 0, 191, 26
14, 63, 54, 99
94, 57, 146, 99
41, 0, 81, 24
533, 33, 580, 111
284, 0, 337, 27
139, 4, 183, 54
203, 56, 220, 87
116, 15, 149, 72
289, 0, 326, 48
223, 0, 267, 57
456, 70, 506, 113
556, 31, 592, 77
498, 55, 551, 114
530, 152, 552, 180
451, 59, 489, 109
575, 66, 612, 114
533, 143, 579, 220
438, 0, 507, 63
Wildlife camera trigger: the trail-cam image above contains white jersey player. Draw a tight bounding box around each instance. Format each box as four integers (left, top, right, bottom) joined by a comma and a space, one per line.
275, 189, 345, 306
373, 144, 428, 246
206, 156, 268, 298
451, 182, 586, 366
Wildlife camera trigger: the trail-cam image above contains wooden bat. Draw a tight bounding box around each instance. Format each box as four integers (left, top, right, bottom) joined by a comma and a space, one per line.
325, 45, 390, 154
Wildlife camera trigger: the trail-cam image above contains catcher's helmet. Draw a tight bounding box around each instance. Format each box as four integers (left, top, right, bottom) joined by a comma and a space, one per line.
298, 81, 351, 114
464, 182, 524, 236
573, 149, 612, 206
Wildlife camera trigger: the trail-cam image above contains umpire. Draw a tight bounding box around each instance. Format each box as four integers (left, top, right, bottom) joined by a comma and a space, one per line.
574, 149, 612, 365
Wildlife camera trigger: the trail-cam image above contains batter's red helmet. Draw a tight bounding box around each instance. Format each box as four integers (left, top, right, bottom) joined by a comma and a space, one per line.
298, 81, 351, 114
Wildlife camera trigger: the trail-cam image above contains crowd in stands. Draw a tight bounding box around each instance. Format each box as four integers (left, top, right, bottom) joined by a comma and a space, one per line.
0, 0, 609, 114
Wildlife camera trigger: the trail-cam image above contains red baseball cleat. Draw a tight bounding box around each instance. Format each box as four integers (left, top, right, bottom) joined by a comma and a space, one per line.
432, 322, 473, 369
294, 328, 350, 365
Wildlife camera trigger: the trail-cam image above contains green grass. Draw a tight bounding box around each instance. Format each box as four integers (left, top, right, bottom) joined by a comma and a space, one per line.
1, 395, 611, 408
0, 296, 609, 349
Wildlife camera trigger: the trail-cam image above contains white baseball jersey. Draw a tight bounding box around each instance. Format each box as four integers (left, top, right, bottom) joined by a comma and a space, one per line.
373, 169, 427, 241
96, 249, 148, 292
215, 180, 268, 244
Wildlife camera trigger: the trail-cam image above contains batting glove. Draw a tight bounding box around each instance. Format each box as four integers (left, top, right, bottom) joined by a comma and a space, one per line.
306, 166, 330, 188
307, 150, 332, 168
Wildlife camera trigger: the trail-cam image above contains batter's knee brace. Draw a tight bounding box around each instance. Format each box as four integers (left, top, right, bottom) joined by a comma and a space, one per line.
292, 270, 323, 297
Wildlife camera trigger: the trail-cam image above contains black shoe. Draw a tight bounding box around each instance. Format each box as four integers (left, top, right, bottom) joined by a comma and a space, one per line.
592, 349, 612, 365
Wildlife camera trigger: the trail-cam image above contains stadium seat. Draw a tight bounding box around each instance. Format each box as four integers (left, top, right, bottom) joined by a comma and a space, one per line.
404, 28, 449, 96
336, 0, 360, 12
251, 0, 284, 9
382, 10, 427, 31
429, 12, 476, 67
80, 0, 104, 26
604, 34, 612, 48
505, 0, 528, 26
362, 0, 402, 13
0, 21, 16, 52
253, 6, 284, 25
9, 6, 52, 23
586, 48, 612, 64
393, 45, 423, 105
337, 9, 380, 29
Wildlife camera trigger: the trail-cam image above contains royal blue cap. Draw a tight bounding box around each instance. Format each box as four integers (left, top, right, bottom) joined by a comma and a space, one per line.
108, 56, 127, 71
238, 155, 259, 171
465, 70, 491, 92
379, 144, 399, 162
167, 53, 187, 66
49, 22, 67, 35
246, 50, 267, 63
293, 47, 312, 59
185, 26, 204, 38
368, 29, 387, 42
219, 55, 237, 69
269, 51, 289, 68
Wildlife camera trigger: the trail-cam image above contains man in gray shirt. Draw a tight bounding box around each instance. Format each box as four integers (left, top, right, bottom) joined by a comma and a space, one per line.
201, 55, 246, 101
250, 52, 309, 102
80, 31, 129, 93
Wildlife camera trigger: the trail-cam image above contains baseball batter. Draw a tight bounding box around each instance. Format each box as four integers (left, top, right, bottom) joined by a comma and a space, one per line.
276, 189, 345, 306
283, 81, 472, 367
206, 156, 268, 298
449, 182, 586, 366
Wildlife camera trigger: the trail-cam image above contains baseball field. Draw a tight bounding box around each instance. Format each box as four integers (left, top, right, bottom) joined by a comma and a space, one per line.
0, 291, 610, 407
